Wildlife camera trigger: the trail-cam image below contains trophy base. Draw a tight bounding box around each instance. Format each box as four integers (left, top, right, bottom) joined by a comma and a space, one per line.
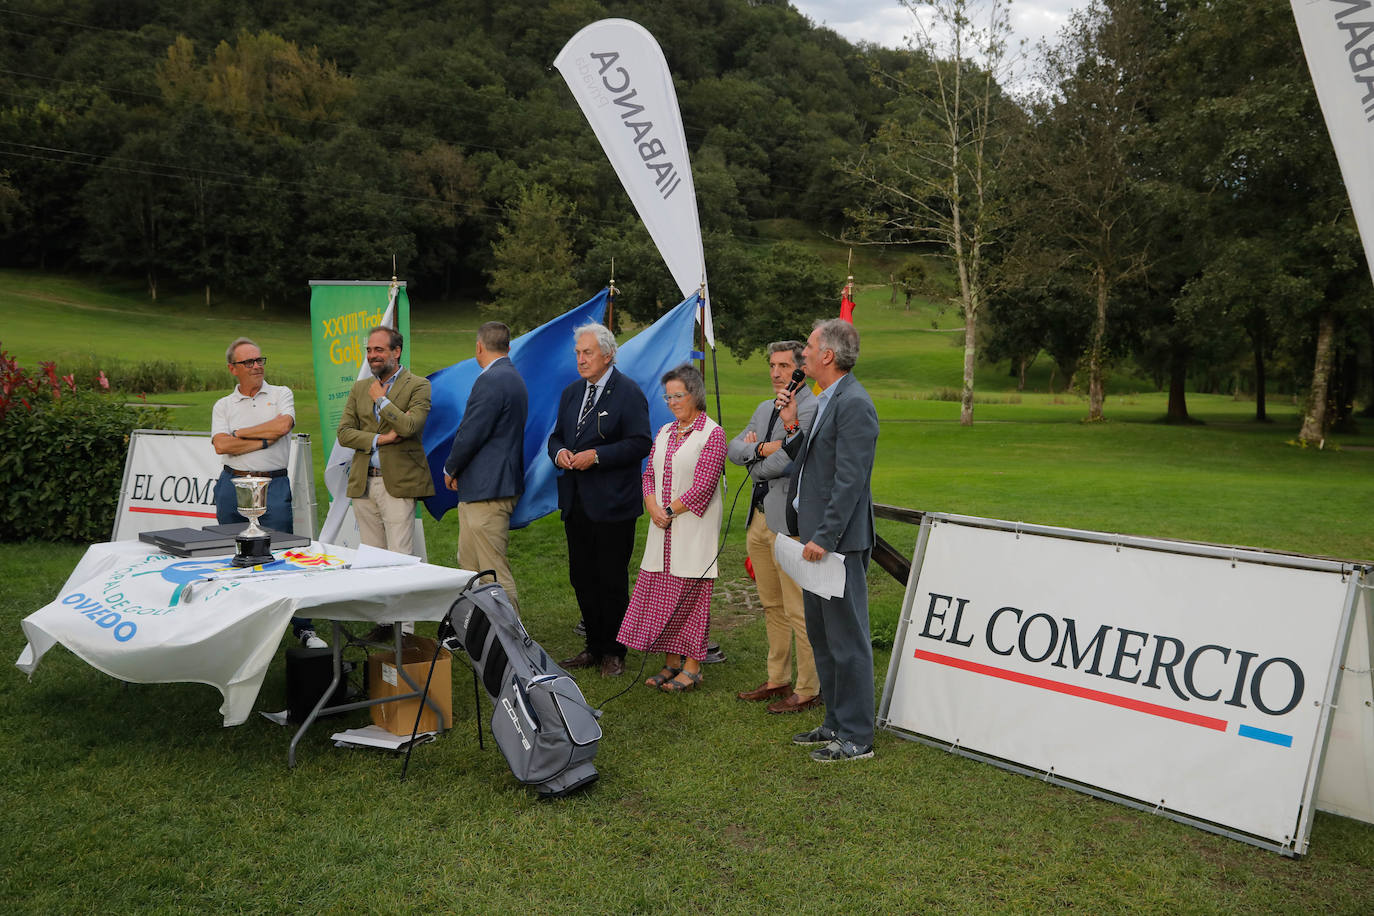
233, 534, 274, 568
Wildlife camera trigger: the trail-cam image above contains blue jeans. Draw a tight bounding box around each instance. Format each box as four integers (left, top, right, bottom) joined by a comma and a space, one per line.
215, 468, 312, 637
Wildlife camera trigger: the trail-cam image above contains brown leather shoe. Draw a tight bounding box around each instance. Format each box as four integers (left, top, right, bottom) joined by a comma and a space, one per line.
560, 650, 598, 669
600, 655, 625, 677
737, 682, 792, 702
767, 692, 823, 714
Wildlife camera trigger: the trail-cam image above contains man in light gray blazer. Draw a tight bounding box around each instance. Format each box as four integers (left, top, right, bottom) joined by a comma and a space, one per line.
727, 340, 821, 714
777, 318, 880, 762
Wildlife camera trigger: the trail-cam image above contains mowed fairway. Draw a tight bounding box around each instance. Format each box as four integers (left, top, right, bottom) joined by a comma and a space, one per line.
2, 270, 1372, 913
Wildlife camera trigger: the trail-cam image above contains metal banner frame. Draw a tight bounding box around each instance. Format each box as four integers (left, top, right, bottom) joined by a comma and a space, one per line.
112, 430, 317, 540
878, 512, 1367, 857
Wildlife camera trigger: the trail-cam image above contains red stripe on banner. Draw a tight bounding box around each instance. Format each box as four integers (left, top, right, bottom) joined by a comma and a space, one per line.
128, 506, 218, 519
913, 647, 1228, 732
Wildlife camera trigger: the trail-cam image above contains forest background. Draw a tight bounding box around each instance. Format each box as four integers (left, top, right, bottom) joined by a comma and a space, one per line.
2, 0, 1371, 438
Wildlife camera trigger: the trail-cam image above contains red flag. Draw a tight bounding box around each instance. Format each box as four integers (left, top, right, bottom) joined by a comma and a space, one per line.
840, 277, 856, 323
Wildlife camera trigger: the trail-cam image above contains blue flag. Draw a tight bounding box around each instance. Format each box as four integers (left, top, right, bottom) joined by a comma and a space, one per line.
421, 290, 702, 530
422, 290, 608, 528
615, 293, 703, 441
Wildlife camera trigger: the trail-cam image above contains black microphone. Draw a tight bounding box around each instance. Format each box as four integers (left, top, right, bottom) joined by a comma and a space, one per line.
769, 368, 807, 424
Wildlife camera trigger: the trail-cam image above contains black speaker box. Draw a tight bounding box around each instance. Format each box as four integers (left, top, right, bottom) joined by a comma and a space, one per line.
285, 647, 352, 724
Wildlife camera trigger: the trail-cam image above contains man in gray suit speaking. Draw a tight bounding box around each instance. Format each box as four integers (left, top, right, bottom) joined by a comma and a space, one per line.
776, 318, 880, 762
443, 321, 528, 609
727, 340, 821, 714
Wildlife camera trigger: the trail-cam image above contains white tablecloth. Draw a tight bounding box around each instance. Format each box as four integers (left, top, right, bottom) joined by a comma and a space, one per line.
15, 540, 475, 726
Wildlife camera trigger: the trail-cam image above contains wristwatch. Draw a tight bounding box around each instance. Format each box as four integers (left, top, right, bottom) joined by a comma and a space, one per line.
665, 506, 675, 520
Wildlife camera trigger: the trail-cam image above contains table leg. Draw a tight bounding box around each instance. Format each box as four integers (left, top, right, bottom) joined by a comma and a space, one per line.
286, 621, 448, 768
288, 620, 346, 768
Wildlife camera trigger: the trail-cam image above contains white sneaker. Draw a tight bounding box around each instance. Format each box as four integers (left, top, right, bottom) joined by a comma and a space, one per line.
298, 628, 327, 650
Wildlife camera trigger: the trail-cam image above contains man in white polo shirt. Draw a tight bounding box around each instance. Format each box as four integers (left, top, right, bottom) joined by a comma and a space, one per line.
211, 336, 324, 649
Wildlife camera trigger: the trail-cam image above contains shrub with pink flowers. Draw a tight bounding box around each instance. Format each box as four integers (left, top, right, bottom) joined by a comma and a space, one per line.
1, 345, 169, 541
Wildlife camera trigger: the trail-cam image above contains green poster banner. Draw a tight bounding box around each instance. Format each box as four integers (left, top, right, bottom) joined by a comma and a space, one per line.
308, 280, 412, 457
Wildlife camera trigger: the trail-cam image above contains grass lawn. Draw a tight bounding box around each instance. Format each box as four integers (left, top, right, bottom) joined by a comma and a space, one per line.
2, 270, 1373, 912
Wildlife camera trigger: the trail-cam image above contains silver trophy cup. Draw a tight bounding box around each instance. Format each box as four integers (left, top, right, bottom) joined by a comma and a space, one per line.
231, 475, 274, 567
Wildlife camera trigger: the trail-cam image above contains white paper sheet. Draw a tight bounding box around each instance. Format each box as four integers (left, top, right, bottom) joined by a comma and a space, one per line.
350, 543, 422, 569
331, 724, 435, 750
772, 533, 846, 599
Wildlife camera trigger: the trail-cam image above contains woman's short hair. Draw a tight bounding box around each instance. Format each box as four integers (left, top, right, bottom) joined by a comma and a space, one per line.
661, 363, 707, 411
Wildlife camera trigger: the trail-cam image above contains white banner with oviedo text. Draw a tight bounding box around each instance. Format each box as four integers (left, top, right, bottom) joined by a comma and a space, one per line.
15, 540, 469, 726
880, 514, 1364, 856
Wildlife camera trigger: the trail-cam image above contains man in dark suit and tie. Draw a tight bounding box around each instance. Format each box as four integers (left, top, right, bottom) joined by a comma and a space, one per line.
776, 318, 880, 762
547, 322, 652, 678
443, 321, 528, 610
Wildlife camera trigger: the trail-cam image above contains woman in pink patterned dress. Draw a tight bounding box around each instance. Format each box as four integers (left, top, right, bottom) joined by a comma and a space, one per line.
617, 364, 726, 693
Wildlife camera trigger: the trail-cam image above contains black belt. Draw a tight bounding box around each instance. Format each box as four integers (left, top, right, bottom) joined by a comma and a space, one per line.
228, 467, 288, 478
367, 467, 384, 477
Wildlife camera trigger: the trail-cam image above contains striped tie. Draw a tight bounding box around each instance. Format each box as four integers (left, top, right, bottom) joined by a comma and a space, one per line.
578, 383, 596, 425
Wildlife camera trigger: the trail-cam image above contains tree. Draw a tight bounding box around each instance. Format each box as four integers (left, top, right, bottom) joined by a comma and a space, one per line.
844, 0, 1016, 425
894, 259, 928, 309
80, 130, 176, 300
400, 141, 484, 300
715, 240, 835, 362
0, 170, 22, 231
1015, 0, 1153, 421
156, 31, 355, 135
487, 185, 582, 334
1136, 0, 1371, 436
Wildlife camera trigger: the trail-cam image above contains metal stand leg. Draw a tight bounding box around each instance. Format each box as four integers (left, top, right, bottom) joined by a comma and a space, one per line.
289, 620, 345, 768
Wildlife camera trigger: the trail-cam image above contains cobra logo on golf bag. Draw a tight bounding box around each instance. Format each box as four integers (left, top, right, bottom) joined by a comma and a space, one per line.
501, 697, 532, 750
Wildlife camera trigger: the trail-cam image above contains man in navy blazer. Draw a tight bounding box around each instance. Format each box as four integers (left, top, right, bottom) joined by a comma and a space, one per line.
444, 321, 528, 609
547, 322, 651, 678
777, 318, 880, 762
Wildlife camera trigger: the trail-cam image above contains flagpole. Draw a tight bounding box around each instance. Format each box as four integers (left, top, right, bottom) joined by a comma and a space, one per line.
607, 258, 616, 331
698, 281, 722, 425
840, 250, 857, 325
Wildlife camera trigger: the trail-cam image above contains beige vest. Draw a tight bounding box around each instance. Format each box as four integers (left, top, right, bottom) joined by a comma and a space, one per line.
641, 416, 723, 579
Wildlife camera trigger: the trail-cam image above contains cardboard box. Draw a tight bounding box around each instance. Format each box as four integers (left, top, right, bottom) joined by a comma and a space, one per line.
367, 636, 453, 735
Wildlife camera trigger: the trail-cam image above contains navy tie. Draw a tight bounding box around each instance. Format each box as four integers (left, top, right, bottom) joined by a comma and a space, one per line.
578, 384, 596, 425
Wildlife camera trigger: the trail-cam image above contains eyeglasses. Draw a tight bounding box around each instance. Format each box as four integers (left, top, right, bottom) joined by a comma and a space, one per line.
232, 357, 267, 368
663, 392, 689, 402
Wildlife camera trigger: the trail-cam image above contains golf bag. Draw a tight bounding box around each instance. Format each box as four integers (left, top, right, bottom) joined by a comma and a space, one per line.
439, 576, 602, 797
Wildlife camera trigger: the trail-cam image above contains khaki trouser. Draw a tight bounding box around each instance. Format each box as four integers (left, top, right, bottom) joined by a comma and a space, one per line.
747, 510, 819, 696
457, 496, 519, 612
353, 476, 417, 556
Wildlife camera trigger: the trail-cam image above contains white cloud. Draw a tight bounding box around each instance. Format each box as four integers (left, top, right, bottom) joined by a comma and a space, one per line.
791, 0, 1079, 55
790, 0, 1082, 92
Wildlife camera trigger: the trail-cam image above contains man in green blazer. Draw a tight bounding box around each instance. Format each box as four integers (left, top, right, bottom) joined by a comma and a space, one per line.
337, 326, 434, 556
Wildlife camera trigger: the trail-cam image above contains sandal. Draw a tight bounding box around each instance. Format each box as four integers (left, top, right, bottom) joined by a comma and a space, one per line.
659, 669, 703, 693
645, 666, 681, 688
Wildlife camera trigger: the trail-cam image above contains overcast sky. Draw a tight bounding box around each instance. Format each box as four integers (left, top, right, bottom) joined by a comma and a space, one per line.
790, 0, 1084, 86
